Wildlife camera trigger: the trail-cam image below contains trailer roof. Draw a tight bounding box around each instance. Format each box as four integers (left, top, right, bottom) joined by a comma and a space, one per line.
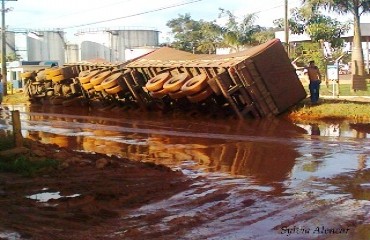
127, 39, 281, 68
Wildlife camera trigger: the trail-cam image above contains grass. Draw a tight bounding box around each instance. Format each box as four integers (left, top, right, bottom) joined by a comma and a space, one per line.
3, 92, 29, 104
0, 156, 59, 177
291, 82, 370, 121
0, 135, 15, 150
287, 98, 370, 121
0, 136, 60, 177
303, 82, 370, 96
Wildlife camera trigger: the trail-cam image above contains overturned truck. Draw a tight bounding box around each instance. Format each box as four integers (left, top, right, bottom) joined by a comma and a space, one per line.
22, 39, 307, 119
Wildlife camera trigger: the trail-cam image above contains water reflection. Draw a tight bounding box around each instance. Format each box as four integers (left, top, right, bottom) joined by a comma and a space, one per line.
24, 121, 300, 186
310, 123, 320, 136
1, 105, 369, 187
350, 123, 370, 139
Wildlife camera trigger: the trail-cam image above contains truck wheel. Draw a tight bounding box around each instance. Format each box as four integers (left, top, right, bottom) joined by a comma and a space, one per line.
94, 84, 105, 92
52, 74, 65, 83
46, 67, 62, 78
181, 73, 209, 96
101, 72, 122, 89
145, 72, 171, 92
163, 73, 191, 92
82, 82, 93, 90
187, 86, 213, 103
168, 89, 187, 99
90, 71, 112, 86
149, 88, 169, 99
79, 69, 100, 84
105, 85, 123, 94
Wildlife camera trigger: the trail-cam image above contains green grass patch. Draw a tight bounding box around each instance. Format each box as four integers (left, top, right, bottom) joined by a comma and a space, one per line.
1, 136, 59, 177
288, 98, 370, 121
303, 83, 370, 96
0, 135, 15, 151
0, 156, 60, 177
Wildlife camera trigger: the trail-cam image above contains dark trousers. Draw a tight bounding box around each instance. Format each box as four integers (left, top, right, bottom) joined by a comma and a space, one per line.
309, 80, 320, 103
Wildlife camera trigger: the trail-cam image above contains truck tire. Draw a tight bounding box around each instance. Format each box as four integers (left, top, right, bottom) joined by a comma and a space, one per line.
90, 71, 112, 86
187, 86, 213, 103
181, 73, 209, 96
82, 82, 94, 90
79, 70, 100, 84
94, 84, 105, 92
46, 68, 62, 78
149, 88, 169, 99
105, 85, 123, 95
51, 74, 65, 83
101, 72, 122, 89
163, 73, 191, 92
145, 72, 171, 92
168, 89, 187, 99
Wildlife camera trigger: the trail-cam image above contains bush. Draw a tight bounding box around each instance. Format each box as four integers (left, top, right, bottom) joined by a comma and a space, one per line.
0, 156, 59, 177
0, 135, 15, 151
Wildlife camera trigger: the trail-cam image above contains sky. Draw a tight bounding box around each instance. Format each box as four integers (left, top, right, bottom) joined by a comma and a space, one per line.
4, 0, 370, 43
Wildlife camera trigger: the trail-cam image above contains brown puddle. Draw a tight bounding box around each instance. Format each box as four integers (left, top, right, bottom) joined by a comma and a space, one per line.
1, 104, 369, 239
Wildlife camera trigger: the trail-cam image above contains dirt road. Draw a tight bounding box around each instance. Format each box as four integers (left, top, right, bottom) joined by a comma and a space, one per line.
0, 104, 369, 239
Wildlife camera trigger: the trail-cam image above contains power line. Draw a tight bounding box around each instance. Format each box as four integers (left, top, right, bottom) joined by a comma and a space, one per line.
252, 0, 300, 15
49, 0, 134, 21
62, 0, 204, 29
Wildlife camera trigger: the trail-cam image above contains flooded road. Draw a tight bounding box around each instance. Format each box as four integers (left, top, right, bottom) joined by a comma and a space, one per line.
1, 104, 369, 239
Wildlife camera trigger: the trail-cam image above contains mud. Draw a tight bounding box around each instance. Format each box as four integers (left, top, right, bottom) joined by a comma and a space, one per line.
0, 139, 192, 240
0, 104, 369, 239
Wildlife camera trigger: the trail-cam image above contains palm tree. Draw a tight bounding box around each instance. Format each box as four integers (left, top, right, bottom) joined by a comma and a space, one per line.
302, 0, 370, 90
197, 21, 223, 54
218, 9, 260, 52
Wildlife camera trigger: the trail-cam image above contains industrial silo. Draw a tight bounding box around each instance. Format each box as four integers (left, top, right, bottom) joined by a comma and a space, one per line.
0, 31, 16, 58
75, 27, 159, 63
27, 29, 66, 65
65, 44, 79, 63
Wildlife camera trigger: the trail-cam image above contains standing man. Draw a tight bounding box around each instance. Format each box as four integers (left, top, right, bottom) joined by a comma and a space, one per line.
305, 60, 322, 104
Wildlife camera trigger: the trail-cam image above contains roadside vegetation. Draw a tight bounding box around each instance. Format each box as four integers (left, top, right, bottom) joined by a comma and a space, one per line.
287, 98, 370, 121
0, 136, 59, 177
317, 82, 370, 96
2, 91, 28, 104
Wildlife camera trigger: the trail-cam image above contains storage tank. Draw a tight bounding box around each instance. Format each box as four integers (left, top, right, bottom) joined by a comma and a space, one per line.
1, 31, 16, 58
75, 27, 159, 63
27, 30, 66, 65
65, 44, 79, 63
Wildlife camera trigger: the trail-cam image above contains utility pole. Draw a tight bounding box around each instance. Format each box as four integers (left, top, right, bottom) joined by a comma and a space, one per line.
284, 0, 290, 57
1, 0, 17, 96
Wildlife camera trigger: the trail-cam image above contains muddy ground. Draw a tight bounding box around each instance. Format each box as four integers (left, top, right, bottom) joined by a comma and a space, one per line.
0, 98, 369, 239
0, 139, 193, 239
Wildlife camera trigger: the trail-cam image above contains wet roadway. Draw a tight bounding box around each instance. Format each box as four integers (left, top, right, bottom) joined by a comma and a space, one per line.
0, 104, 369, 239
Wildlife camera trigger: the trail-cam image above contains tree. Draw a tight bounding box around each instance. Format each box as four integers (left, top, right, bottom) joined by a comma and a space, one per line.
196, 20, 223, 54
252, 28, 276, 45
275, 7, 349, 49
166, 13, 202, 53
166, 14, 223, 54
218, 9, 268, 51
302, 0, 370, 90
275, 7, 349, 84
166, 11, 274, 54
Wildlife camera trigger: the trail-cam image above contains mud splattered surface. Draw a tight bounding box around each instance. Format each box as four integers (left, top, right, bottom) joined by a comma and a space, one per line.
0, 140, 192, 240
0, 104, 369, 239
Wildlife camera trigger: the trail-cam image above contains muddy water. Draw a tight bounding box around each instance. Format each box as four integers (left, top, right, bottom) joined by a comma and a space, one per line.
1, 104, 370, 239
